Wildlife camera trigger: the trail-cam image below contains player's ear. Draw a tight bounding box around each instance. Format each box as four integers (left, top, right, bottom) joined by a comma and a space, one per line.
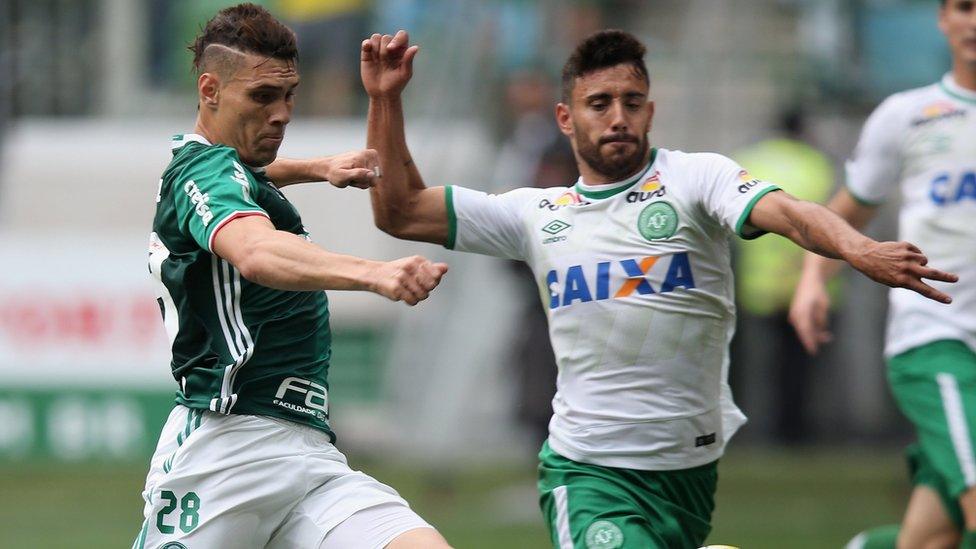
555, 103, 573, 137
198, 72, 220, 111
644, 100, 655, 134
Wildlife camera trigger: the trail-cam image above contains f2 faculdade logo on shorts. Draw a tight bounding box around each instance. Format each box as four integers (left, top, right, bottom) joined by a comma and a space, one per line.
585, 520, 624, 549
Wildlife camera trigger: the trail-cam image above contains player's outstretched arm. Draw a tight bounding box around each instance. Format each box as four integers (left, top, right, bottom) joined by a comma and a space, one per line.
789, 188, 880, 353
362, 30, 450, 245
212, 215, 448, 305
748, 189, 957, 307
265, 149, 380, 189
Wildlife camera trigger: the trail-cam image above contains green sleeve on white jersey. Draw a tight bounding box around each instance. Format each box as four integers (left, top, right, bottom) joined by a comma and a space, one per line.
448, 185, 542, 260
173, 147, 269, 252
845, 95, 905, 206
697, 153, 780, 240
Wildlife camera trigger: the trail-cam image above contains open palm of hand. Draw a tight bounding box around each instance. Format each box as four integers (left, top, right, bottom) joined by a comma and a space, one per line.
361, 30, 418, 98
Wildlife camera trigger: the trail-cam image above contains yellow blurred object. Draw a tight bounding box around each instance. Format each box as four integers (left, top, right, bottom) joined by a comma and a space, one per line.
734, 138, 836, 315
275, 0, 367, 20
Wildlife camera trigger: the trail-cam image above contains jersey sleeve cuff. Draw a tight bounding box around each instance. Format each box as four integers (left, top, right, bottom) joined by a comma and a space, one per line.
734, 186, 780, 240
206, 210, 271, 252
444, 185, 457, 250
844, 184, 885, 207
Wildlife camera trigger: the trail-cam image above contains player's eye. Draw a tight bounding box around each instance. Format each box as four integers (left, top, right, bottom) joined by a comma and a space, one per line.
250, 91, 276, 104
590, 102, 608, 111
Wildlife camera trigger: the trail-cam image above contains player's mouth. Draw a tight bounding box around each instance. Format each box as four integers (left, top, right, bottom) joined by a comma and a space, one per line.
260, 135, 284, 146
600, 134, 638, 146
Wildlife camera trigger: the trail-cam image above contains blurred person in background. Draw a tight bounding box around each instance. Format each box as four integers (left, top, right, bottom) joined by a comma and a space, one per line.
731, 107, 836, 445
135, 4, 450, 548
791, 1, 976, 547
277, 0, 370, 116
362, 28, 956, 548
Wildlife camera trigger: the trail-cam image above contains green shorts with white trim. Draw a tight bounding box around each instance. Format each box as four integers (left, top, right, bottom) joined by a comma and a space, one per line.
889, 339, 976, 519
537, 441, 717, 549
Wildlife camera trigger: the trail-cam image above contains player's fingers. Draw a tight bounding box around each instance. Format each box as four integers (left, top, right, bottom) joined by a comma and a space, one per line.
361, 39, 372, 60
906, 278, 953, 304
379, 34, 394, 59
361, 148, 380, 167
370, 34, 383, 60
346, 168, 376, 188
403, 45, 419, 72
915, 266, 958, 283
388, 29, 408, 50
905, 242, 923, 254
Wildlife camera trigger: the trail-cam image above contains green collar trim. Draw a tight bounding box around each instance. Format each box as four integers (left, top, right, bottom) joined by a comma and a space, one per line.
575, 148, 658, 200
939, 76, 976, 105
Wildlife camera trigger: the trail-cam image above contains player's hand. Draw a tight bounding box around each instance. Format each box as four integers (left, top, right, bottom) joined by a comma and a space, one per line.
369, 255, 448, 306
789, 274, 833, 355
317, 149, 380, 189
361, 30, 418, 98
848, 240, 957, 304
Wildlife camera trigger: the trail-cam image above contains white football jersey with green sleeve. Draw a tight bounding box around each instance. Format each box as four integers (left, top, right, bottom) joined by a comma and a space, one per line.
447, 148, 780, 470
846, 74, 976, 358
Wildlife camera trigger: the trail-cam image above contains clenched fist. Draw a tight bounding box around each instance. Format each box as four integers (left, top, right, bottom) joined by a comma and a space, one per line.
369, 255, 449, 306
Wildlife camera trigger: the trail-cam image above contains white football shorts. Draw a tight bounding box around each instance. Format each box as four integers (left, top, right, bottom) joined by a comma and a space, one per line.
132, 405, 433, 548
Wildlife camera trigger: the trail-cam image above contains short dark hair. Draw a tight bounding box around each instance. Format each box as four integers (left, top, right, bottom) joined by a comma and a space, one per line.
561, 30, 649, 102
189, 3, 298, 74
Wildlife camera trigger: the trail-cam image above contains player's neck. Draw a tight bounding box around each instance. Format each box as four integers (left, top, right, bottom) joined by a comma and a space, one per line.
578, 150, 653, 186
951, 61, 976, 92
193, 117, 221, 147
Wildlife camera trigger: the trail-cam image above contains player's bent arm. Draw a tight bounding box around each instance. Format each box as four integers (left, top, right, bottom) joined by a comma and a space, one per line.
211, 215, 448, 305
749, 190, 956, 303
265, 150, 379, 189
366, 95, 450, 245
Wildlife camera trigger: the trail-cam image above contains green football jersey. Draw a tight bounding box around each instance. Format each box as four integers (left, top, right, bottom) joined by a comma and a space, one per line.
149, 133, 334, 440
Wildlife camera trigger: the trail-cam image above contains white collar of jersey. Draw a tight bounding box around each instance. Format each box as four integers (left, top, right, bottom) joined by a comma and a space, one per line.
170, 133, 212, 150
574, 148, 657, 200
941, 73, 976, 104
169, 133, 267, 174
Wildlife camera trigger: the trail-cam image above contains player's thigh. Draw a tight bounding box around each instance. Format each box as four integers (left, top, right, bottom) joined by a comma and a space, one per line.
314, 502, 449, 549
268, 445, 439, 549
537, 444, 715, 549
889, 341, 976, 501
136, 409, 305, 549
899, 485, 959, 549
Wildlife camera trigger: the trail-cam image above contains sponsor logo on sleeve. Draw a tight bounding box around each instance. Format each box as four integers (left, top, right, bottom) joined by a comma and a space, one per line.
183, 180, 214, 226
231, 161, 252, 201
737, 169, 761, 194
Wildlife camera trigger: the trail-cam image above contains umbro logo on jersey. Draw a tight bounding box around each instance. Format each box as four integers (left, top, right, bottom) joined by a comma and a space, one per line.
183, 180, 214, 226
626, 171, 667, 203
546, 252, 696, 309
541, 220, 572, 244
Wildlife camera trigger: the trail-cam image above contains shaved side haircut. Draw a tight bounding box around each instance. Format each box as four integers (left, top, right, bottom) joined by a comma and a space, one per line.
189, 3, 298, 76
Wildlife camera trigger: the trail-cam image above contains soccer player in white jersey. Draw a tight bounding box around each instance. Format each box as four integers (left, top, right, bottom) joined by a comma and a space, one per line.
362, 29, 957, 548
134, 4, 453, 549
791, 1, 976, 547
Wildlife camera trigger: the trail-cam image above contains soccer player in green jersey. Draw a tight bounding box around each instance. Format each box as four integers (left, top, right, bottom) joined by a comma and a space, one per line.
135, 4, 452, 548
361, 29, 958, 548
792, 1, 976, 547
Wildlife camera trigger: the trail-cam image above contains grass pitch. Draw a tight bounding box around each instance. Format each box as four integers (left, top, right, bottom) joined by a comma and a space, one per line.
0, 447, 906, 548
